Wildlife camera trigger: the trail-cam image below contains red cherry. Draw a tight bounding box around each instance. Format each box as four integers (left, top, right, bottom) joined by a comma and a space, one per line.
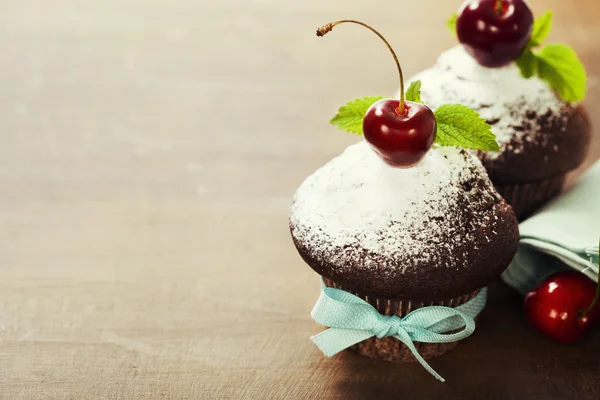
363, 99, 436, 168
524, 271, 600, 344
316, 20, 438, 168
456, 0, 534, 67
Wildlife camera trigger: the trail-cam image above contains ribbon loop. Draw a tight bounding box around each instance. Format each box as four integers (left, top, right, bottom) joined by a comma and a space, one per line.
310, 286, 487, 382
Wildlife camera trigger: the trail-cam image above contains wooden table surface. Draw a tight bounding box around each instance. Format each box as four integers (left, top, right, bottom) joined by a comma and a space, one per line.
1, 0, 599, 399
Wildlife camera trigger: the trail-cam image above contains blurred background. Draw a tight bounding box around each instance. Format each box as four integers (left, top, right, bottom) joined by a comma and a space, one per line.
1, 0, 599, 398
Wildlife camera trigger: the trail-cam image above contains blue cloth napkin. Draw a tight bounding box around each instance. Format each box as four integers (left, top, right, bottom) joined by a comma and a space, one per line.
501, 160, 600, 294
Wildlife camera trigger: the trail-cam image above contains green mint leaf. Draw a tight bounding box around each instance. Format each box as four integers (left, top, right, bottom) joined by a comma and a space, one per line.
434, 104, 500, 151
405, 81, 422, 103
329, 96, 385, 135
517, 11, 587, 102
516, 48, 538, 78
530, 11, 553, 47
447, 13, 458, 36
536, 44, 587, 102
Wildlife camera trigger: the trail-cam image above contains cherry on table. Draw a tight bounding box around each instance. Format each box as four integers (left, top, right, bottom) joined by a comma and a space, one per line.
456, 0, 534, 67
363, 99, 436, 168
524, 271, 600, 344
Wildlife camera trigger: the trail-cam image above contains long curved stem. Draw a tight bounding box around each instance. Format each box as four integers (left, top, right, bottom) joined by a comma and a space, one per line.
317, 20, 406, 115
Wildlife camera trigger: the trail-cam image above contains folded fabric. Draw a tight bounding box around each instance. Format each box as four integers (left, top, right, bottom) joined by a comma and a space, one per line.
501, 160, 600, 294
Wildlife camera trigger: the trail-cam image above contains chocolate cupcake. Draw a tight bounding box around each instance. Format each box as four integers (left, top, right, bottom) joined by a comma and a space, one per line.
290, 142, 519, 362
411, 46, 591, 220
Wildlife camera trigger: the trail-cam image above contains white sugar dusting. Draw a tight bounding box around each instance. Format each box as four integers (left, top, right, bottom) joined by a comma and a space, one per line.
290, 142, 503, 275
409, 46, 568, 159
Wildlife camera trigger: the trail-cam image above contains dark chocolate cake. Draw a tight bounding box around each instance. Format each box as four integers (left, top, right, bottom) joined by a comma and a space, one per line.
290, 141, 519, 301
290, 141, 518, 362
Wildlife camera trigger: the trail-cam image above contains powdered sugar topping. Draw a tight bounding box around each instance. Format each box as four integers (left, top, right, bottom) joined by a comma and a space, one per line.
290, 142, 504, 275
410, 46, 569, 159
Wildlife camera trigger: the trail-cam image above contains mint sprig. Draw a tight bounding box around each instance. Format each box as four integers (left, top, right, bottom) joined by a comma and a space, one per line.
447, 13, 458, 36
434, 104, 500, 151
535, 44, 587, 103
529, 10, 553, 46
515, 11, 587, 102
448, 9, 587, 102
515, 48, 537, 79
405, 81, 422, 103
329, 80, 499, 151
329, 96, 385, 135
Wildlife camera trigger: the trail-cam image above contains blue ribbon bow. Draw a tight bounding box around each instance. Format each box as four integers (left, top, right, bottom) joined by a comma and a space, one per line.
310, 286, 487, 382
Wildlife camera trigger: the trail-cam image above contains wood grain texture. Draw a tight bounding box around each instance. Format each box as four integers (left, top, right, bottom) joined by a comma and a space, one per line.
0, 0, 599, 399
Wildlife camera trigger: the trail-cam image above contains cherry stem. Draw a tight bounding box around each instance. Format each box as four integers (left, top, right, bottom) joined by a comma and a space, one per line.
495, 0, 504, 14
316, 20, 406, 115
581, 239, 600, 318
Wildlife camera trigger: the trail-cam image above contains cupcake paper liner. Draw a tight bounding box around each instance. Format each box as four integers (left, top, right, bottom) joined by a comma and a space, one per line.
494, 174, 566, 221
322, 278, 482, 363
